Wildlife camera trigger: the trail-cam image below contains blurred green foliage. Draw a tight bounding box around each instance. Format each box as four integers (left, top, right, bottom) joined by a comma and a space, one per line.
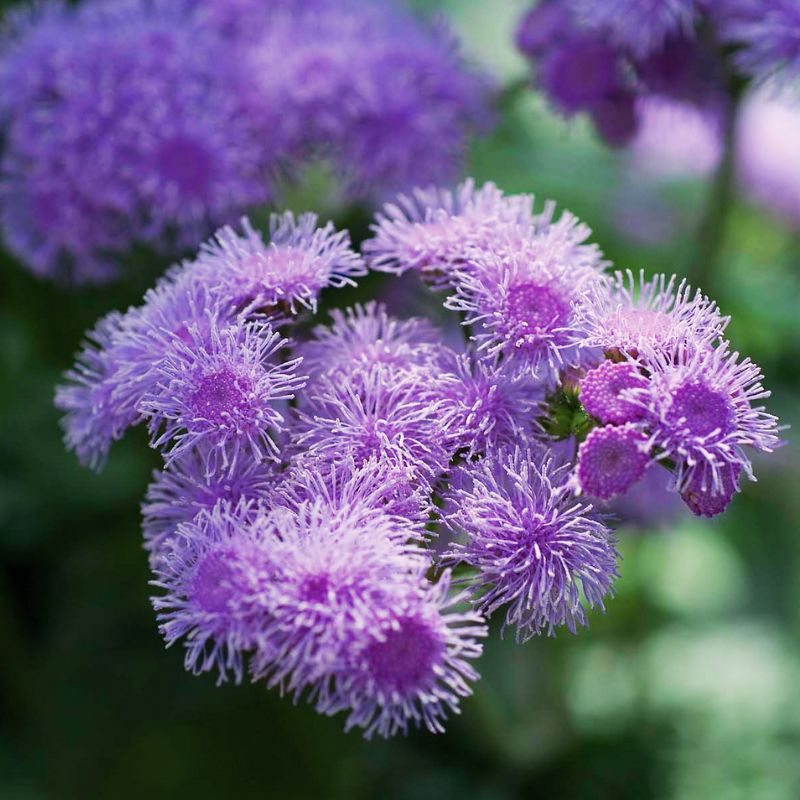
1, 2, 799, 798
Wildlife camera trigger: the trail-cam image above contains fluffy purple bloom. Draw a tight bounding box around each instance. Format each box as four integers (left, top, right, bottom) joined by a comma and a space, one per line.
566, 0, 700, 58
574, 270, 729, 357
363, 180, 536, 285
297, 302, 444, 382
436, 354, 544, 457
714, 0, 800, 82
631, 342, 782, 493
249, 499, 427, 694
446, 221, 606, 378
579, 360, 647, 425
317, 571, 487, 738
515, 2, 572, 57
445, 449, 618, 640
194, 214, 365, 315
142, 450, 276, 565
295, 365, 450, 478
0, 0, 277, 282
141, 318, 305, 473
273, 455, 434, 526
152, 500, 275, 683
577, 424, 650, 500
250, 2, 490, 197
680, 461, 742, 518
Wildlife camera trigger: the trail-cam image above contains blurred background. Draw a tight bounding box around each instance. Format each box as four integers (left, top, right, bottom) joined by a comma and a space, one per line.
1, 1, 799, 798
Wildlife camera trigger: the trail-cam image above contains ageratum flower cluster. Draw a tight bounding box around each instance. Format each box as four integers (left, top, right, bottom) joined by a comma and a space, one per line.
57, 179, 781, 738
0, 0, 488, 283
515, 0, 800, 147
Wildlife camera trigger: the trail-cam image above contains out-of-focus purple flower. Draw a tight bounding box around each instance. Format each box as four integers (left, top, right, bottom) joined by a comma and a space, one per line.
445, 449, 618, 640
436, 354, 544, 457
446, 222, 606, 379
273, 455, 434, 526
141, 319, 305, 473
297, 302, 444, 382
515, 1, 572, 57
152, 500, 275, 683
0, 0, 276, 282
318, 571, 487, 738
363, 179, 535, 285
142, 450, 276, 564
713, 0, 800, 82
538, 35, 623, 114
574, 270, 728, 357
566, 0, 700, 58
194, 214, 365, 315
590, 90, 639, 148
737, 91, 800, 227
606, 462, 688, 530
631, 342, 782, 493
680, 461, 742, 517
250, 499, 427, 695
628, 98, 723, 179
294, 365, 450, 478
580, 360, 647, 425
577, 423, 650, 500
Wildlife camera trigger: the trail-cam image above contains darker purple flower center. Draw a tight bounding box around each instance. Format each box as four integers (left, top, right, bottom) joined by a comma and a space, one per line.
191, 549, 239, 614
365, 616, 443, 694
667, 380, 734, 438
506, 282, 570, 333
191, 368, 250, 424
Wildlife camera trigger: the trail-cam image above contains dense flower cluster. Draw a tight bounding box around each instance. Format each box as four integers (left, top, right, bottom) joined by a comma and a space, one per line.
57, 179, 781, 737
515, 0, 799, 148
0, 0, 488, 282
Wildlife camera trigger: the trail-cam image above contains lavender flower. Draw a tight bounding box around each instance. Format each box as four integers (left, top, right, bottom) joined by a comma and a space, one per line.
142, 450, 276, 565
141, 318, 305, 473
295, 364, 450, 478
0, 0, 276, 282
318, 571, 487, 738
680, 462, 742, 518
631, 342, 781, 493
152, 500, 275, 683
574, 270, 728, 357
446, 223, 606, 378
250, 499, 427, 695
579, 360, 647, 425
363, 180, 535, 285
445, 449, 618, 640
576, 424, 650, 500
194, 214, 365, 315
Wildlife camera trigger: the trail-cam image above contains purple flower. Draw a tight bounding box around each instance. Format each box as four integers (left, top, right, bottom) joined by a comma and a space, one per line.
566, 0, 700, 58
714, 0, 800, 82
141, 318, 305, 473
445, 448, 618, 640
577, 423, 650, 500
446, 222, 606, 378
574, 270, 729, 357
579, 359, 647, 425
195, 214, 365, 315
363, 179, 536, 285
151, 499, 275, 684
515, 2, 572, 58
0, 0, 277, 282
680, 461, 742, 518
436, 353, 545, 457
273, 455, 434, 526
318, 571, 487, 738
294, 365, 451, 479
142, 450, 277, 565
631, 342, 782, 494
297, 302, 444, 382
249, 499, 427, 695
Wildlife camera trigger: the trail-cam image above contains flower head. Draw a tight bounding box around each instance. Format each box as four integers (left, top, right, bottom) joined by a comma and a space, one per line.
141, 318, 305, 473
151, 500, 275, 683
579, 359, 647, 425
195, 214, 365, 315
680, 461, 742, 518
445, 448, 618, 640
577, 423, 650, 500
574, 270, 728, 357
318, 571, 487, 739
